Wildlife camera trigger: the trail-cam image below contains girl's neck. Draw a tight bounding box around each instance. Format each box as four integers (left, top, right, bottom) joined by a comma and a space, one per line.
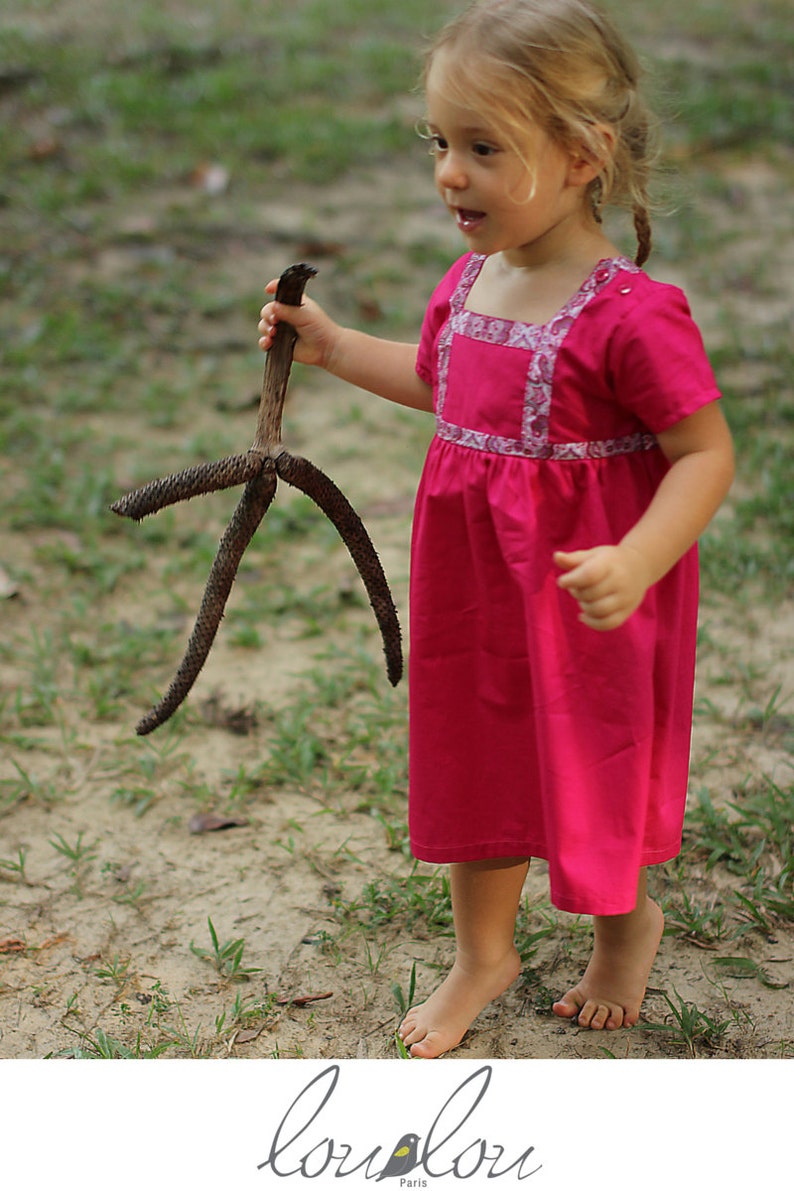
468, 235, 620, 326
499, 214, 617, 274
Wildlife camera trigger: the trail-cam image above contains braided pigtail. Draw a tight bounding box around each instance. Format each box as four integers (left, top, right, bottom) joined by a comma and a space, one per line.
633, 205, 652, 267
596, 44, 658, 267
620, 85, 658, 267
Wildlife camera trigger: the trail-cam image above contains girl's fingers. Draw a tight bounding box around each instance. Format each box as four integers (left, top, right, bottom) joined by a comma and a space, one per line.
576, 577, 616, 603
579, 595, 620, 621
557, 562, 603, 595
554, 549, 609, 591
258, 300, 282, 349
579, 610, 626, 632
258, 309, 278, 350
553, 549, 587, 574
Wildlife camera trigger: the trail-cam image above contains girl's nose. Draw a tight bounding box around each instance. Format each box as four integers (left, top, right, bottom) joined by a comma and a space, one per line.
435, 150, 467, 191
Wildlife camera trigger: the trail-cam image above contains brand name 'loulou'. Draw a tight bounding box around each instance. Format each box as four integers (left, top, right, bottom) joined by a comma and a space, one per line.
257, 1064, 542, 1181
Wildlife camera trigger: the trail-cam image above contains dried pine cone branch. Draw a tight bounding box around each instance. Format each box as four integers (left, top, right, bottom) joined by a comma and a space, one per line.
111, 261, 403, 735
275, 451, 402, 686
111, 452, 261, 522
135, 460, 277, 735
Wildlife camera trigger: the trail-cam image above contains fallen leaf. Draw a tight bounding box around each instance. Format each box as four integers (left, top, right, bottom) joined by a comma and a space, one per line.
276, 991, 333, 1008
37, 933, 70, 952
188, 812, 248, 834
0, 938, 25, 954
234, 1025, 268, 1044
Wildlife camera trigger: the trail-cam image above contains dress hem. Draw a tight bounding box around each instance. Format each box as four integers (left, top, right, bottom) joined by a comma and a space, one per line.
409, 838, 682, 917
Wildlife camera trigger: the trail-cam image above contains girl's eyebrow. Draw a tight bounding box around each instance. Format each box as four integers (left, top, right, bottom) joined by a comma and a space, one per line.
424, 117, 500, 140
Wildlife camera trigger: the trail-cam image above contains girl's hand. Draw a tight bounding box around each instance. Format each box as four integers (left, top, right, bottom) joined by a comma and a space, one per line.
258, 278, 340, 369
554, 545, 653, 631
554, 405, 735, 633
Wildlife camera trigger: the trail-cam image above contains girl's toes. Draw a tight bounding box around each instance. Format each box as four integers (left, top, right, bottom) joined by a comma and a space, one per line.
589, 1003, 611, 1030
399, 1014, 425, 1047
399, 1011, 418, 1037
410, 1031, 447, 1060
409, 1041, 433, 1059
551, 994, 580, 1020
575, 1000, 598, 1028
581, 1001, 623, 1030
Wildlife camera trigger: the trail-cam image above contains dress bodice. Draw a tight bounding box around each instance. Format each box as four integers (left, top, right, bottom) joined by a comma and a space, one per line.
432, 254, 659, 461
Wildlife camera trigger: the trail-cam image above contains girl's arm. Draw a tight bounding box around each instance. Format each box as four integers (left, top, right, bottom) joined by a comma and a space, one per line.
554, 401, 735, 631
258, 281, 433, 412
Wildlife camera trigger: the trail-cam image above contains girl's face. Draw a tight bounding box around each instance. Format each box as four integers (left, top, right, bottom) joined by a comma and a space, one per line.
424, 55, 591, 267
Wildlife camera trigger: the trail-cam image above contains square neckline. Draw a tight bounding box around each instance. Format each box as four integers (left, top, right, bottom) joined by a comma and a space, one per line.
458, 253, 637, 331
434, 251, 656, 462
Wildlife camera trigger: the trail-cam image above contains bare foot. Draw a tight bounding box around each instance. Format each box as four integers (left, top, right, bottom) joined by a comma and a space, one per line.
399, 948, 521, 1058
552, 895, 664, 1030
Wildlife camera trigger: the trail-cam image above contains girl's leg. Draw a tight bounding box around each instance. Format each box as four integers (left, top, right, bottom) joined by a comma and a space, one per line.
398, 856, 529, 1059
552, 867, 663, 1030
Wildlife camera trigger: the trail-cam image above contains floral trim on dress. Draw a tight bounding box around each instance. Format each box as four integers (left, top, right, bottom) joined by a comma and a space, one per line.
435, 255, 655, 461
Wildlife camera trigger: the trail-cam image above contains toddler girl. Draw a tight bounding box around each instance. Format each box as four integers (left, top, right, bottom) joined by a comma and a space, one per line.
258, 0, 735, 1058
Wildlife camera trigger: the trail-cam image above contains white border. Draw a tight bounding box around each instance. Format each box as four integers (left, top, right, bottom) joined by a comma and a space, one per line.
2, 1058, 789, 1187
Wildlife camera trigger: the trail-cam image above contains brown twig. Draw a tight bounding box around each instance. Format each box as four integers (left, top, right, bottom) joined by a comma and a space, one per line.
252, 262, 311, 456
111, 263, 402, 735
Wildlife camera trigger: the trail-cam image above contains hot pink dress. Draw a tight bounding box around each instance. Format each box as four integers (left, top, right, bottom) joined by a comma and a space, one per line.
408, 254, 721, 915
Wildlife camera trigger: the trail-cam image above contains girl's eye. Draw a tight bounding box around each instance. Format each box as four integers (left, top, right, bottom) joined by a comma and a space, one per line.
416, 120, 499, 159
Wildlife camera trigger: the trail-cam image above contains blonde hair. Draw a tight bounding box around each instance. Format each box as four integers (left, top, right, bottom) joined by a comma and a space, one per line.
424, 0, 657, 266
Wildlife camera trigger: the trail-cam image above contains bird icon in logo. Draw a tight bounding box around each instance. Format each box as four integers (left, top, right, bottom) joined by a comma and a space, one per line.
377, 1133, 420, 1181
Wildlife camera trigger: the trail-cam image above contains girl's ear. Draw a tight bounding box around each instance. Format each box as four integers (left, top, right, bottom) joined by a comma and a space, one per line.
567, 124, 616, 188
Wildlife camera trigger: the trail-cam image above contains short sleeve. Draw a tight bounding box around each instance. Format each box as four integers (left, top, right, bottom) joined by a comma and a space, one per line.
608, 282, 721, 434
416, 255, 471, 387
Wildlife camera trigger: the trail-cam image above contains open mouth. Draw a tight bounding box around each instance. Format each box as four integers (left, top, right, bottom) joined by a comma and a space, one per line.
454, 208, 486, 232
